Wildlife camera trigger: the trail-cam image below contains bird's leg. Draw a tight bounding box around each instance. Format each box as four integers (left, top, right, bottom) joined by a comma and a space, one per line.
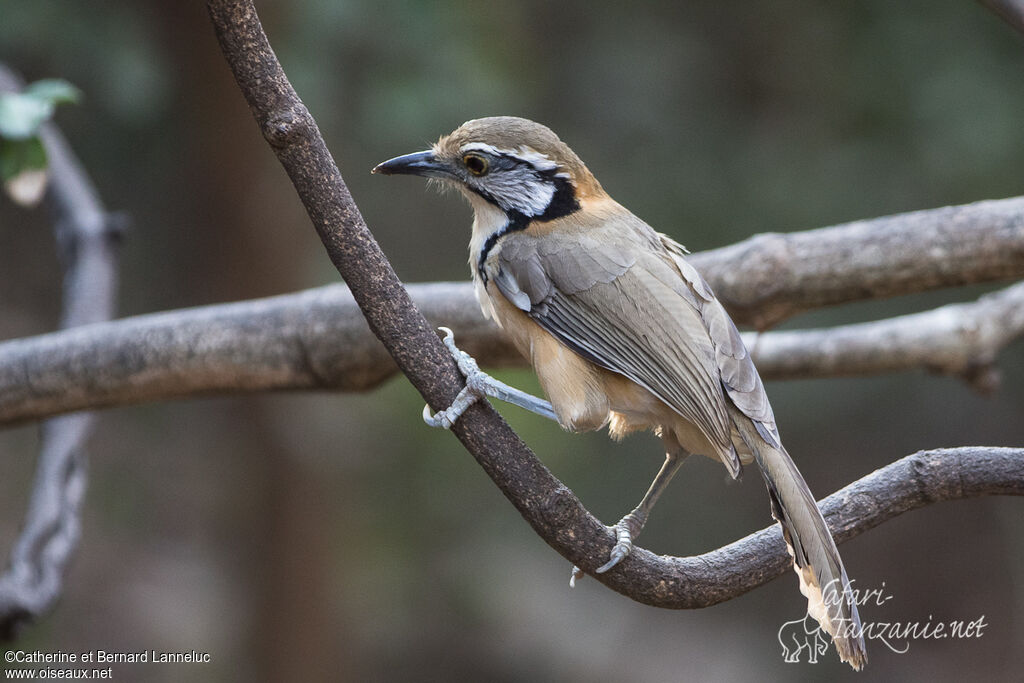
570, 449, 689, 585
423, 327, 558, 428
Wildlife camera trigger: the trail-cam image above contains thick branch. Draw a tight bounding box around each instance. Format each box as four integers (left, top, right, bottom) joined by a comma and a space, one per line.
0, 283, 515, 424
0, 66, 121, 635
2, 278, 1023, 425
690, 196, 1024, 329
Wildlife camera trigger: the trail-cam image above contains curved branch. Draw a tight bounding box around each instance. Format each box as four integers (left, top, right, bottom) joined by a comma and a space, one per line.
596, 447, 1024, 608
2, 278, 1023, 425
0, 66, 121, 636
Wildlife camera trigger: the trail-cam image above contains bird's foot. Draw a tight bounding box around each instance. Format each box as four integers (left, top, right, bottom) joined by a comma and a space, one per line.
568, 512, 646, 586
597, 512, 645, 573
422, 327, 487, 429
423, 327, 557, 428
568, 565, 585, 588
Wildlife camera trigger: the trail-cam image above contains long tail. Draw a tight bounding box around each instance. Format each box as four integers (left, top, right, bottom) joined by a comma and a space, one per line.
733, 414, 867, 670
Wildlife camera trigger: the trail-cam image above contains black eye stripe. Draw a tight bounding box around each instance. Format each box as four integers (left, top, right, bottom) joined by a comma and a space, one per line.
473, 166, 580, 285
467, 154, 578, 214
467, 152, 550, 175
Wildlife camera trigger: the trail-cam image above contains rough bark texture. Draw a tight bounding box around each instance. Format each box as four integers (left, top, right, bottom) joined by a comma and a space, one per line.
691, 197, 1024, 329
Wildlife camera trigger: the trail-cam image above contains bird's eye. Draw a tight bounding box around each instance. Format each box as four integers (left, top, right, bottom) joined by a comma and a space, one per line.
462, 153, 489, 176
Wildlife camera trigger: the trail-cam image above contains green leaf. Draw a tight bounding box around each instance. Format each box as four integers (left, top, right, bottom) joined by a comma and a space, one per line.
0, 136, 48, 180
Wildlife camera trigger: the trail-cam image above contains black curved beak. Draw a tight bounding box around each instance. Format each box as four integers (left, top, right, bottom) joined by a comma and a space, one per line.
372, 150, 452, 178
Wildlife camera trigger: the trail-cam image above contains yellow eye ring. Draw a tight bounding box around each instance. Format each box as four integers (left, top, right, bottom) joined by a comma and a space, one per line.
462, 153, 489, 176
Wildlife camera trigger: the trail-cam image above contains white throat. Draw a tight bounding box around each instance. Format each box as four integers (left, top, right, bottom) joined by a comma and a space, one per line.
465, 191, 511, 322
466, 191, 511, 273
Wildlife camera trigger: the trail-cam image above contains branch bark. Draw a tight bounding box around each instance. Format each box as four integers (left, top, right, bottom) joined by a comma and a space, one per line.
0, 66, 121, 636
203, 0, 1024, 615
748, 279, 1024, 391
689, 197, 1024, 329
1, 277, 1023, 426
595, 447, 1024, 608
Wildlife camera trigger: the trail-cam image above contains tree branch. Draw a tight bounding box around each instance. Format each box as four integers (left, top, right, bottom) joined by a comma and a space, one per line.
203, 0, 1024, 614
0, 0, 1017, 643
597, 447, 1024, 608
689, 196, 1024, 329
1, 277, 1022, 425
0, 65, 121, 636
748, 279, 1024, 391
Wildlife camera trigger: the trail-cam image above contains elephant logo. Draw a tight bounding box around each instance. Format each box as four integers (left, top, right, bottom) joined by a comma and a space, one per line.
778, 613, 830, 664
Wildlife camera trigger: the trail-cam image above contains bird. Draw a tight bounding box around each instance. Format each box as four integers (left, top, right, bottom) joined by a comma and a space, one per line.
373, 116, 866, 669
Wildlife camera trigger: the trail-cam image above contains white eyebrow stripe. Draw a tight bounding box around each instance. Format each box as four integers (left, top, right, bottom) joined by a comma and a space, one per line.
458, 142, 561, 172
459, 142, 504, 156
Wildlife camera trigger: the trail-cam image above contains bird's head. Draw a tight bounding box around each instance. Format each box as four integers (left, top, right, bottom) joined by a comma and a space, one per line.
373, 116, 602, 225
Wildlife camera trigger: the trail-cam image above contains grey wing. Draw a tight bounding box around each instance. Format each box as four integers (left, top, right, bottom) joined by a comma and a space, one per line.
658, 234, 781, 448
492, 228, 743, 466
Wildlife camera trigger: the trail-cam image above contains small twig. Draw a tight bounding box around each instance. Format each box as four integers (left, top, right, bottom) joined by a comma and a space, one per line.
0, 65, 121, 637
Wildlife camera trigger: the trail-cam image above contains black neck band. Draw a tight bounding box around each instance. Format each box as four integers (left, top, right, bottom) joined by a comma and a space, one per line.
475, 173, 581, 283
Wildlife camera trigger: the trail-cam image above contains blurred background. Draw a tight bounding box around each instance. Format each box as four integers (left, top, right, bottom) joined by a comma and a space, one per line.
2, 1, 1023, 681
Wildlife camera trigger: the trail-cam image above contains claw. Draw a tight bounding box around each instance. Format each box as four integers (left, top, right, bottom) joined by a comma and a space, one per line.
595, 513, 643, 574
568, 517, 637, 585
422, 327, 485, 429
423, 402, 457, 429
438, 326, 480, 377
422, 383, 482, 429
569, 565, 584, 588
596, 529, 634, 574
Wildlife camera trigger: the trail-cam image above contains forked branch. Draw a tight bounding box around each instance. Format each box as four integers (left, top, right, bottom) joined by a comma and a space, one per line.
1, 276, 1023, 426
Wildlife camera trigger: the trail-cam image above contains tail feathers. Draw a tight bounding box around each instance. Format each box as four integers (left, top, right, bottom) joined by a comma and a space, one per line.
732, 412, 867, 670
